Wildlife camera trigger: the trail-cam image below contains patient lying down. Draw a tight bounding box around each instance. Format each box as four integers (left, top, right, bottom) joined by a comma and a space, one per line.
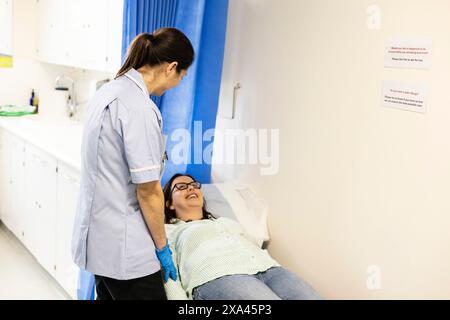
162, 174, 322, 300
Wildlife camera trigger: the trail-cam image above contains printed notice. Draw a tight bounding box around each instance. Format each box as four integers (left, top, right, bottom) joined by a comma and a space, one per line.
382, 82, 428, 113
384, 38, 432, 69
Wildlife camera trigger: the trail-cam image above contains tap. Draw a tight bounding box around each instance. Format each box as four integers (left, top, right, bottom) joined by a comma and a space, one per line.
55, 75, 77, 118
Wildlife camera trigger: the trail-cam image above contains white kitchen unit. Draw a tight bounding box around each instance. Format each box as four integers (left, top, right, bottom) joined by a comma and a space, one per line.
106, 0, 125, 72
0, 128, 9, 223
0, 131, 26, 241
8, 134, 27, 241
0, 117, 82, 299
35, 0, 124, 73
35, 0, 66, 66
55, 162, 80, 300
0, 0, 13, 57
74, 0, 109, 71
24, 143, 58, 278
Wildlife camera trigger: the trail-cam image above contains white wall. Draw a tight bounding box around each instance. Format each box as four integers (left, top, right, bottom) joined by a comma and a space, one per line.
213, 0, 450, 299
0, 0, 115, 120
0, 0, 39, 106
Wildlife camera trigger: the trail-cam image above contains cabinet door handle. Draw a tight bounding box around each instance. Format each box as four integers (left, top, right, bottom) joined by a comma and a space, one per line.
32, 154, 48, 167
63, 174, 80, 186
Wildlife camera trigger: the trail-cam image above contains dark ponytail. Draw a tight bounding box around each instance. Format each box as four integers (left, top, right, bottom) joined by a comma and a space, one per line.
116, 28, 195, 79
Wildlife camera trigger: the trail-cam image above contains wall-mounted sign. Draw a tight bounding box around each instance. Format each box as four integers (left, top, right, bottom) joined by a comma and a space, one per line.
0, 0, 13, 68
382, 81, 428, 114
384, 38, 432, 70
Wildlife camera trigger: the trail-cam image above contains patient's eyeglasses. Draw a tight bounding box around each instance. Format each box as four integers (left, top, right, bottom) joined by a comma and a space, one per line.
171, 181, 202, 194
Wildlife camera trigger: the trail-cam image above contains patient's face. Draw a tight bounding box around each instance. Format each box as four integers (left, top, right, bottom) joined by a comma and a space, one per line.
169, 176, 204, 221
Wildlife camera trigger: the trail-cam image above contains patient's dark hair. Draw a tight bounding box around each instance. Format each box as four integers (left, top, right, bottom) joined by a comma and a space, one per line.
163, 174, 215, 224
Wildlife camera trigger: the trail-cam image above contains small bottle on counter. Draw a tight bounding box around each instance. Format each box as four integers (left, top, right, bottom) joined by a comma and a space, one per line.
33, 92, 39, 113
29, 89, 39, 113
29, 89, 35, 106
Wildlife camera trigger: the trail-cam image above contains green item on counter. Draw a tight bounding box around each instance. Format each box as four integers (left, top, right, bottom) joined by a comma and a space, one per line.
0, 105, 36, 116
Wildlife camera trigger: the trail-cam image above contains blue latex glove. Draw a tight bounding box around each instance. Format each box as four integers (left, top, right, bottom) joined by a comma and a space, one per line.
155, 240, 177, 283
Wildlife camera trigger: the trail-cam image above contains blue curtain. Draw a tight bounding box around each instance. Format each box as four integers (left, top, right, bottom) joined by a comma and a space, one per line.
121, 0, 179, 107
122, 0, 229, 186
77, 0, 229, 300
77, 269, 96, 300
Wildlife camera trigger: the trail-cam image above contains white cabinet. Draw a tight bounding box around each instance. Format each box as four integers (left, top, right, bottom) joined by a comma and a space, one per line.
106, 0, 125, 73
35, 0, 124, 73
0, 0, 13, 57
0, 129, 82, 299
8, 135, 26, 240
0, 130, 11, 226
0, 129, 9, 223
35, 0, 67, 65
55, 162, 80, 300
24, 143, 58, 277
0, 131, 26, 240
73, 0, 109, 71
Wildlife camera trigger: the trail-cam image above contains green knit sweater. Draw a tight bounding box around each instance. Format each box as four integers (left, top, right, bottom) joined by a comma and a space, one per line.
163, 217, 280, 300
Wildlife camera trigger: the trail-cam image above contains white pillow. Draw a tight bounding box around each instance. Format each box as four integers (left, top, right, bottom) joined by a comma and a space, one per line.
202, 183, 270, 248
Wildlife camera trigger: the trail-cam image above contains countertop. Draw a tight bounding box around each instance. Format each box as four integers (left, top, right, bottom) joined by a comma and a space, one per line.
0, 115, 83, 172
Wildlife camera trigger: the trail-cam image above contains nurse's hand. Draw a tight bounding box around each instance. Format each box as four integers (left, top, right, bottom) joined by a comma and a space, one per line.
155, 240, 177, 283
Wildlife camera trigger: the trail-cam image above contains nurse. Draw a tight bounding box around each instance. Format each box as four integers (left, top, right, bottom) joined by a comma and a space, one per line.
72, 28, 195, 300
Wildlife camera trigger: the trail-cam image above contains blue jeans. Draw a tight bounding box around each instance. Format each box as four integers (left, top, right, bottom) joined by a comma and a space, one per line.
192, 267, 322, 300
